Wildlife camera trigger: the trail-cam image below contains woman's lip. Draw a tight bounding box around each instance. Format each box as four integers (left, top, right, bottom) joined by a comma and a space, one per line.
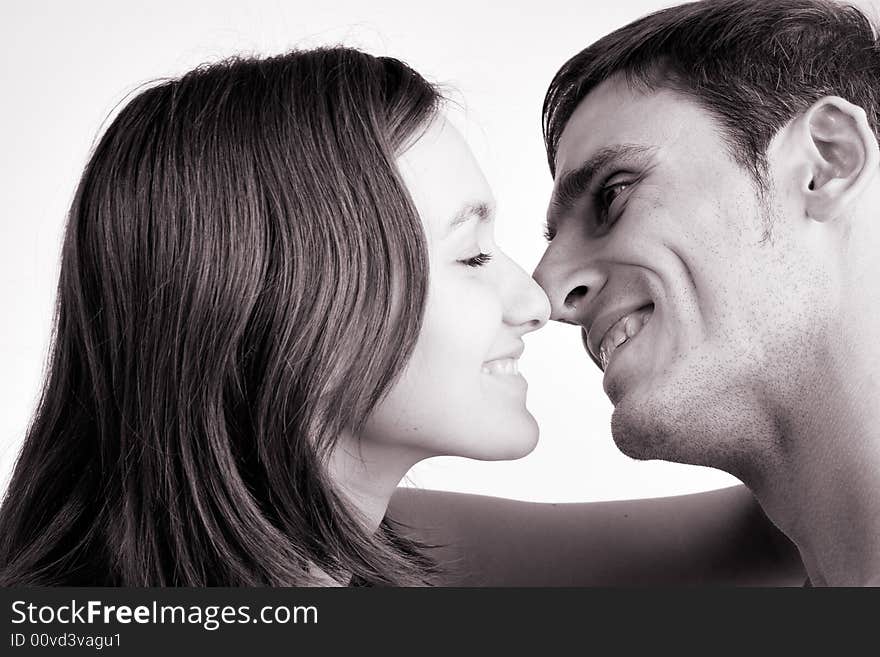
483, 355, 521, 365
483, 342, 525, 364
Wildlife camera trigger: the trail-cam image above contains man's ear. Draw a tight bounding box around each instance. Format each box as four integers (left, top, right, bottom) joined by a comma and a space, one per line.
792, 96, 879, 221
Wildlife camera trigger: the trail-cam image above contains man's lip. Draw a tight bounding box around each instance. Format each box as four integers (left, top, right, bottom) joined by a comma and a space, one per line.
483, 342, 525, 364
586, 302, 654, 368
581, 328, 603, 370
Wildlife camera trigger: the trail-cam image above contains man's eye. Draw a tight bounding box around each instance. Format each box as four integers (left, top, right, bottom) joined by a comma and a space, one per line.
596, 180, 631, 226
459, 252, 493, 268
600, 182, 629, 208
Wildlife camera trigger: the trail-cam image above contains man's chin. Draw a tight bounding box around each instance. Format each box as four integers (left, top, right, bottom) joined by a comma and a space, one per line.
608, 371, 772, 480
608, 382, 705, 465
609, 400, 667, 461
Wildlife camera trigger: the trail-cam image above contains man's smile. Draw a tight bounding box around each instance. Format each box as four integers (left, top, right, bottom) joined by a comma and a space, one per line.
587, 302, 654, 371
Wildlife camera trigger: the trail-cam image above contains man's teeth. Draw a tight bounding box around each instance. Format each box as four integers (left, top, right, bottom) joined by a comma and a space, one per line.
598, 307, 653, 370
482, 358, 520, 376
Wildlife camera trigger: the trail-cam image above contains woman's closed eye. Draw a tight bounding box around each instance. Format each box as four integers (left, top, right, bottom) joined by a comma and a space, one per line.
459, 252, 493, 268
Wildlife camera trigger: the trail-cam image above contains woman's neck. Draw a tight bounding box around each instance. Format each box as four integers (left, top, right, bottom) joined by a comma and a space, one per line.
327, 430, 426, 534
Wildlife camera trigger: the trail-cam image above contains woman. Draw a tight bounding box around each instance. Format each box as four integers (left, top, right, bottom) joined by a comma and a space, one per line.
0, 47, 801, 586
0, 47, 550, 586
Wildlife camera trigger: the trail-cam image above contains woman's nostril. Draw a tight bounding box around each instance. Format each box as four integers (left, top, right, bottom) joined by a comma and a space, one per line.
563, 285, 589, 309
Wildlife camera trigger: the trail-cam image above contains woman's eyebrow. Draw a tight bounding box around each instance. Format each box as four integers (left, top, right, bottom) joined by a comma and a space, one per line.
446, 201, 493, 235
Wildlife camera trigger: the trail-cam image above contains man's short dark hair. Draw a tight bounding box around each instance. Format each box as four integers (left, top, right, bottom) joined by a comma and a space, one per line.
543, 0, 880, 184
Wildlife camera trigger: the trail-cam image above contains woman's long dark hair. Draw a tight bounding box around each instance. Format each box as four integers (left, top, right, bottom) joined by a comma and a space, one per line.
0, 48, 439, 585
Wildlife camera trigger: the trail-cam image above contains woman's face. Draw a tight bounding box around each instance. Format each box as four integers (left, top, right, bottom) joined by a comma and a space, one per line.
362, 117, 550, 461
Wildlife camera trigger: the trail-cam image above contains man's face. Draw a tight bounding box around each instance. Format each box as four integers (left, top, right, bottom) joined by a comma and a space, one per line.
533, 75, 833, 473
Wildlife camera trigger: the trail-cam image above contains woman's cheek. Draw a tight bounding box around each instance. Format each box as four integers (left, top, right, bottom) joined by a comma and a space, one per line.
431, 273, 500, 364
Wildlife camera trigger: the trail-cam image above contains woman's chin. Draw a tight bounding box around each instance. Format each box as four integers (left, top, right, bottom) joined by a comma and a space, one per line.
456, 414, 540, 462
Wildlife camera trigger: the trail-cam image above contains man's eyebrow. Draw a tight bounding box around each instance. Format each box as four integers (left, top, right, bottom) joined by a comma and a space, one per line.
446, 201, 493, 235
545, 144, 652, 240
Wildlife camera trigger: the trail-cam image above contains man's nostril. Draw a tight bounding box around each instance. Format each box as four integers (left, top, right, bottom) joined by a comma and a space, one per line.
563, 285, 589, 309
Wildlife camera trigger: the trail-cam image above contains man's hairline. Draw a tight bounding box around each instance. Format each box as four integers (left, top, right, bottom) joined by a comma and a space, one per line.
547, 73, 779, 241
550, 70, 774, 195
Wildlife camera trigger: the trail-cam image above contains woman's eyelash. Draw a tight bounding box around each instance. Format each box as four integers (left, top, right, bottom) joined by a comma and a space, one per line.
460, 252, 493, 268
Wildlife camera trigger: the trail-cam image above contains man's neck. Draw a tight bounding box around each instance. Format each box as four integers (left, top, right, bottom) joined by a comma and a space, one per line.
750, 338, 880, 586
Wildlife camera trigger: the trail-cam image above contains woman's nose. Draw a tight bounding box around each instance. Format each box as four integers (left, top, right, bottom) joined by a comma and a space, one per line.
502, 257, 551, 332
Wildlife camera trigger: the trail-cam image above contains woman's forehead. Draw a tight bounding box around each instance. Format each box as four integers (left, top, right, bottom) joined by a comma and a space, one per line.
395, 116, 494, 244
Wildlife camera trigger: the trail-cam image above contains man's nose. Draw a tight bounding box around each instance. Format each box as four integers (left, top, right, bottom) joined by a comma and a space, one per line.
532, 242, 604, 325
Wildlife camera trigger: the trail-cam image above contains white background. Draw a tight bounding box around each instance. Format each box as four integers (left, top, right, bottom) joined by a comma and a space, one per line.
5, 0, 873, 503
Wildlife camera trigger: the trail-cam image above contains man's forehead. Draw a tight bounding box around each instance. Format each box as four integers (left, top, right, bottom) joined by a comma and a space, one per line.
553, 76, 699, 177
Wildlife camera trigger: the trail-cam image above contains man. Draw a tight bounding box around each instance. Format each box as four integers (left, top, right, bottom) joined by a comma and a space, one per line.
532, 0, 880, 586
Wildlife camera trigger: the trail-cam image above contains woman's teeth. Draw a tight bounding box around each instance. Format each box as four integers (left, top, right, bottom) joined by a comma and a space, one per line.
598, 307, 653, 370
482, 358, 520, 376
